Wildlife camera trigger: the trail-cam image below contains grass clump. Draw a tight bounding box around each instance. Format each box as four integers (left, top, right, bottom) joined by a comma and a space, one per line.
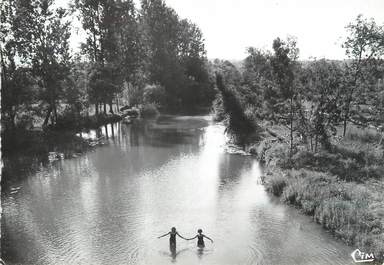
264, 168, 287, 196
265, 168, 384, 261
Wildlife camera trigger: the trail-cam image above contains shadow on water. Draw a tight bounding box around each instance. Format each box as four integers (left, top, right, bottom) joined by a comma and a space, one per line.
1, 116, 207, 190
1, 132, 92, 189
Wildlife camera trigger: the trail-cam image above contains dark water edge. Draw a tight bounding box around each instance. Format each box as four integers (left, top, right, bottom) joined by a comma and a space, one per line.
1, 127, 107, 189
1, 113, 208, 189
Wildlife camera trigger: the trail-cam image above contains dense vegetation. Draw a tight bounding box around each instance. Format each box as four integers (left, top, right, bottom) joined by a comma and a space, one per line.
213, 15, 384, 261
1, 0, 215, 142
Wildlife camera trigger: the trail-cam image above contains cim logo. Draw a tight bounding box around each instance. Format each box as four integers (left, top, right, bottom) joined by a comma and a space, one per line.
351, 249, 375, 263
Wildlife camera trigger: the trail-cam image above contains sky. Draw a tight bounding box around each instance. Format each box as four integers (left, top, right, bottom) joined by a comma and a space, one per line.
67, 0, 384, 61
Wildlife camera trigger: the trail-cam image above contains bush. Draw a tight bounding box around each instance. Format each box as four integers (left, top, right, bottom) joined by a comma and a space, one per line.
264, 169, 287, 196
212, 94, 226, 122
264, 142, 291, 168
288, 147, 384, 181
55, 107, 82, 130
345, 126, 382, 144
143, 84, 166, 106
17, 113, 34, 130
139, 103, 159, 118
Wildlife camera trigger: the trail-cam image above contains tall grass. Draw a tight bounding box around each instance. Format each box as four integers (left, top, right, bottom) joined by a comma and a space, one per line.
265, 169, 384, 261
264, 169, 287, 196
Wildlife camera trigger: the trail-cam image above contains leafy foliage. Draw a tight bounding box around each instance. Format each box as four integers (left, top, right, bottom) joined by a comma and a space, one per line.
1, 0, 215, 134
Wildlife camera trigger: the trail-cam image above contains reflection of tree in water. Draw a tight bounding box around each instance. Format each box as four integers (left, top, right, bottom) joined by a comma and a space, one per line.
2, 133, 91, 188
119, 119, 204, 152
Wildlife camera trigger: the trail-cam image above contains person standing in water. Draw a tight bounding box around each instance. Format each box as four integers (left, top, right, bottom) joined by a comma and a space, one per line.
158, 227, 188, 247
188, 229, 213, 248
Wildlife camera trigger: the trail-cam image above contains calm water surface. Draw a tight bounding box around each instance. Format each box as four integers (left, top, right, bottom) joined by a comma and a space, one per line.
2, 116, 354, 265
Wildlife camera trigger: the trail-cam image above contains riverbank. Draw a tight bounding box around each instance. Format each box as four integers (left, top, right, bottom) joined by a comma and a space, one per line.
249, 123, 384, 263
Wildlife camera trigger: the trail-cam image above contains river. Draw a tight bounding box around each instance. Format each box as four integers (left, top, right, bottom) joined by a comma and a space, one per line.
1, 116, 355, 265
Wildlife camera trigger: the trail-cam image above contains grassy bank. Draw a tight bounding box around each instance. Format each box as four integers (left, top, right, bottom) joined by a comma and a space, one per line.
252, 124, 384, 262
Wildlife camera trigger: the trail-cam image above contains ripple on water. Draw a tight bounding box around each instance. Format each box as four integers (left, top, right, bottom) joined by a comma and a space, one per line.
2, 119, 355, 265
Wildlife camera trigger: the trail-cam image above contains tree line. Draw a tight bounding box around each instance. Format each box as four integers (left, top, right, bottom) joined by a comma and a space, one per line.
1, 0, 215, 131
214, 15, 384, 155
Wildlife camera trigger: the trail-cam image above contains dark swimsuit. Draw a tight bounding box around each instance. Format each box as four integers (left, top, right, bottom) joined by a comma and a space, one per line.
197, 234, 205, 247
169, 232, 176, 245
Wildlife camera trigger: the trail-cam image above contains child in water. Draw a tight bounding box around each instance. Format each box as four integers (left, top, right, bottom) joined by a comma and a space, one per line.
158, 227, 188, 246
188, 229, 213, 248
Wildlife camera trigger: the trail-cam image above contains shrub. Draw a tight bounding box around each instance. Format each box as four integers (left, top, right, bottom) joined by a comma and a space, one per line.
143, 84, 166, 106
17, 113, 34, 130
55, 107, 82, 130
268, 143, 291, 168
139, 103, 159, 118
288, 147, 384, 181
345, 126, 382, 144
264, 170, 287, 196
212, 94, 226, 122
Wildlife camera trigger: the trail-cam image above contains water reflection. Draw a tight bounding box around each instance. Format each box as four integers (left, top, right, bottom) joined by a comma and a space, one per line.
2, 116, 354, 265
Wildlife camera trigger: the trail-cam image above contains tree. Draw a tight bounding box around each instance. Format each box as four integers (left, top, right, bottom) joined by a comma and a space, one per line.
1, 66, 35, 129
117, 0, 143, 84
63, 56, 90, 118
12, 0, 71, 127
242, 48, 276, 120
1, 0, 36, 130
178, 19, 213, 108
271, 36, 300, 157
75, 0, 143, 114
215, 73, 259, 144
115, 0, 145, 107
74, 0, 103, 63
298, 60, 344, 151
140, 0, 212, 111
88, 63, 119, 114
342, 15, 384, 136
140, 0, 182, 108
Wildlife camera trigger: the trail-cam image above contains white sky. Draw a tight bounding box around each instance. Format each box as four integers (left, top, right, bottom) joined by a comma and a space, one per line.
67, 0, 384, 60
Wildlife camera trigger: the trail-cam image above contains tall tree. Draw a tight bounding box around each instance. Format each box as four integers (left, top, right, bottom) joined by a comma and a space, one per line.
140, 0, 212, 110
298, 60, 344, 151
242, 48, 276, 120
11, 0, 71, 127
75, 0, 142, 113
115, 0, 143, 106
178, 19, 213, 108
140, 0, 184, 108
216, 73, 259, 144
271, 36, 300, 157
75, 0, 112, 114
342, 15, 384, 136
